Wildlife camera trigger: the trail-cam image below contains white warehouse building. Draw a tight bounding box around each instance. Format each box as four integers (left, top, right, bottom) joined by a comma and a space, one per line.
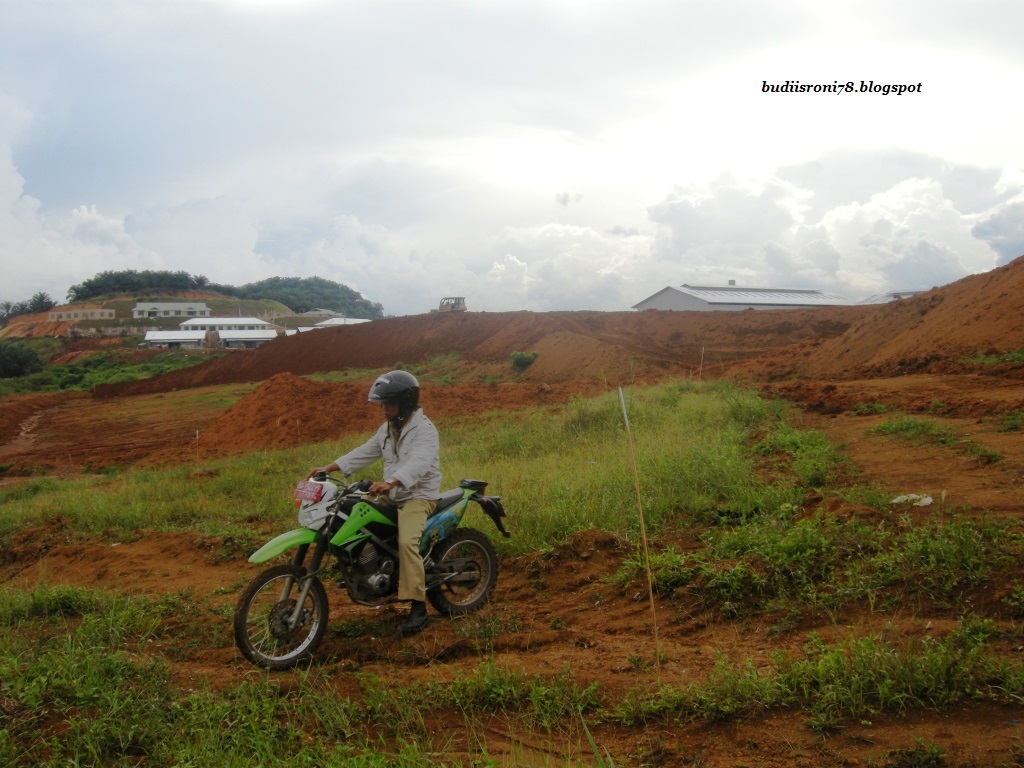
633, 283, 850, 312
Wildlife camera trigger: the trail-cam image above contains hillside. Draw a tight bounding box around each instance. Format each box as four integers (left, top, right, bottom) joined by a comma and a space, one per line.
0, 292, 292, 340
740, 256, 1024, 380
93, 306, 866, 397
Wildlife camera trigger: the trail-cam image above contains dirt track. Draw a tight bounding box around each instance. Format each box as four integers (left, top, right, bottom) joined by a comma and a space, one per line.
3, 258, 1024, 765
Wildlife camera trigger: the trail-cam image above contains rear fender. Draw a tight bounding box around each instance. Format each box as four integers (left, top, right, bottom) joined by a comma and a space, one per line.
472, 493, 509, 538
248, 528, 318, 564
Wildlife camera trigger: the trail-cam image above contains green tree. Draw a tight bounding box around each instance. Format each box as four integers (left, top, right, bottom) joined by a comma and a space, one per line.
0, 341, 44, 378
28, 292, 57, 313
230, 276, 384, 318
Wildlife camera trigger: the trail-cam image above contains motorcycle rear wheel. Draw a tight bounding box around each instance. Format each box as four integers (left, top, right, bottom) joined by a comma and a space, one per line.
233, 564, 328, 669
427, 528, 498, 616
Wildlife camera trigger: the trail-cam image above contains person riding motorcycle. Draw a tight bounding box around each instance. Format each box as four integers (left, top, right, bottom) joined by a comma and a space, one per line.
308, 370, 441, 636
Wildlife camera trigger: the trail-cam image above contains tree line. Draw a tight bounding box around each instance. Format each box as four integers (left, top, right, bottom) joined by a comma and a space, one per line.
0, 293, 58, 327
66, 270, 209, 302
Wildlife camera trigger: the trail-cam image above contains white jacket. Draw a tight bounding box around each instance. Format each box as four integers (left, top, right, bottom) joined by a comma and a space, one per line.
335, 409, 442, 502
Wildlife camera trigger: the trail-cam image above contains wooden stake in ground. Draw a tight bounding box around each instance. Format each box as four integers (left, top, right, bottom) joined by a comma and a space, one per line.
618, 387, 661, 676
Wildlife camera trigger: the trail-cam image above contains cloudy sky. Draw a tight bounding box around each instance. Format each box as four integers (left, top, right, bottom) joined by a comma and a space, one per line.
2, 0, 1023, 314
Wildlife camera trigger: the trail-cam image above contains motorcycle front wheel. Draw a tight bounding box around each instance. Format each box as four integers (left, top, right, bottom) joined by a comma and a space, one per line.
233, 564, 328, 670
427, 528, 498, 617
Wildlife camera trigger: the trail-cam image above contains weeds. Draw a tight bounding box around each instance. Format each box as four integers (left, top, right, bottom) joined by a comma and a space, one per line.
998, 409, 1024, 432
852, 401, 890, 415
613, 510, 1012, 619
754, 423, 844, 488
965, 349, 1024, 366
613, 618, 1019, 729
869, 417, 1001, 463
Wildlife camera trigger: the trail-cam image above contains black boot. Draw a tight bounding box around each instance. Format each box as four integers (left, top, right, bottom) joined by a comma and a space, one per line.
399, 600, 429, 636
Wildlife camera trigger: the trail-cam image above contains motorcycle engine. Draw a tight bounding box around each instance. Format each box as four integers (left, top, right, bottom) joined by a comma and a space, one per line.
352, 541, 395, 598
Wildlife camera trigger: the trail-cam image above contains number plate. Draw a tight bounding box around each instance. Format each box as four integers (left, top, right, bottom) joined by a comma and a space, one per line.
293, 481, 325, 503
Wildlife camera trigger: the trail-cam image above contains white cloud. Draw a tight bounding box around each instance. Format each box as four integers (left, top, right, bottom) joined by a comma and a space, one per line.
824, 179, 998, 293
0, 1, 1022, 311
642, 168, 1007, 299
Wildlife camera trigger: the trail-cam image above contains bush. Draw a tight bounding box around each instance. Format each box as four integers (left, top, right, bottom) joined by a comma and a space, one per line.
0, 341, 44, 378
510, 351, 538, 371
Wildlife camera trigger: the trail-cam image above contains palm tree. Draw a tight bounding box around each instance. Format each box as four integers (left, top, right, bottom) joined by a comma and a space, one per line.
28, 292, 56, 313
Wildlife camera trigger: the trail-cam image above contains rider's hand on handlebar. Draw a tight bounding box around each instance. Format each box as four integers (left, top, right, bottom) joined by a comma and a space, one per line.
368, 479, 397, 495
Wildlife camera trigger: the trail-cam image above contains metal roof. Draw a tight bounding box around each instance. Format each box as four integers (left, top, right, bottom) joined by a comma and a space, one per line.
216, 329, 278, 339
313, 317, 371, 326
180, 317, 271, 327
856, 290, 924, 305
675, 284, 850, 306
134, 302, 209, 310
144, 331, 207, 341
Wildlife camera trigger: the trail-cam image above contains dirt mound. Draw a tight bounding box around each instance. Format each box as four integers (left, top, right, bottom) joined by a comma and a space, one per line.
93, 255, 1024, 399
737, 255, 1024, 381
94, 307, 866, 398
160, 372, 609, 460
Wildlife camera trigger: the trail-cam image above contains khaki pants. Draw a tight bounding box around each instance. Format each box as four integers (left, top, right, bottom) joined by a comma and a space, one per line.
393, 498, 435, 602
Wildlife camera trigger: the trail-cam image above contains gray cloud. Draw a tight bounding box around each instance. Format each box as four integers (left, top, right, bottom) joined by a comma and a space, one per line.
2, 0, 810, 212
0, 1, 1022, 313
777, 149, 1019, 221
972, 202, 1024, 265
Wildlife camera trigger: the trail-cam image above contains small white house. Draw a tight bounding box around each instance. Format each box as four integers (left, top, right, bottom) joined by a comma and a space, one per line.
144, 330, 207, 349
633, 284, 850, 312
180, 317, 273, 332
216, 329, 278, 348
133, 302, 210, 319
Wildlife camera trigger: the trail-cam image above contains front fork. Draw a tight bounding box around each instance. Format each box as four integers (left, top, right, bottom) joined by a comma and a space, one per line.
283, 539, 324, 629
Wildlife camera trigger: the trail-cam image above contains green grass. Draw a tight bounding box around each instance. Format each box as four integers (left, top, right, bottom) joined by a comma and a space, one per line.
0, 348, 225, 395
998, 409, 1024, 433
4, 584, 1022, 765
0, 380, 804, 552
869, 416, 1002, 463
852, 401, 890, 416
0, 584, 602, 765
2, 378, 1023, 764
612, 510, 1013, 618
964, 349, 1024, 366
612, 617, 1023, 729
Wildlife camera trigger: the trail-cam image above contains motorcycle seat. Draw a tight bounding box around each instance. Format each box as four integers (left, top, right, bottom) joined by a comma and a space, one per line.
433, 488, 464, 515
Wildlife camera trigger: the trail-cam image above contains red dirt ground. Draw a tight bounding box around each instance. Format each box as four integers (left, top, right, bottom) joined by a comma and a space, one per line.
4, 257, 1024, 765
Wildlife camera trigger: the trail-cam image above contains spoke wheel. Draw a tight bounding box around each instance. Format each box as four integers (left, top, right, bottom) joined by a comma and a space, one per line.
427, 528, 498, 617
233, 564, 328, 669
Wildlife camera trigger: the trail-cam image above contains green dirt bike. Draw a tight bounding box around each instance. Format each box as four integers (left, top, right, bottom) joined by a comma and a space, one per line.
233, 473, 509, 669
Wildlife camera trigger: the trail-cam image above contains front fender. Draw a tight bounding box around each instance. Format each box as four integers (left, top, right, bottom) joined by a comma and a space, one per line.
248, 528, 318, 563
